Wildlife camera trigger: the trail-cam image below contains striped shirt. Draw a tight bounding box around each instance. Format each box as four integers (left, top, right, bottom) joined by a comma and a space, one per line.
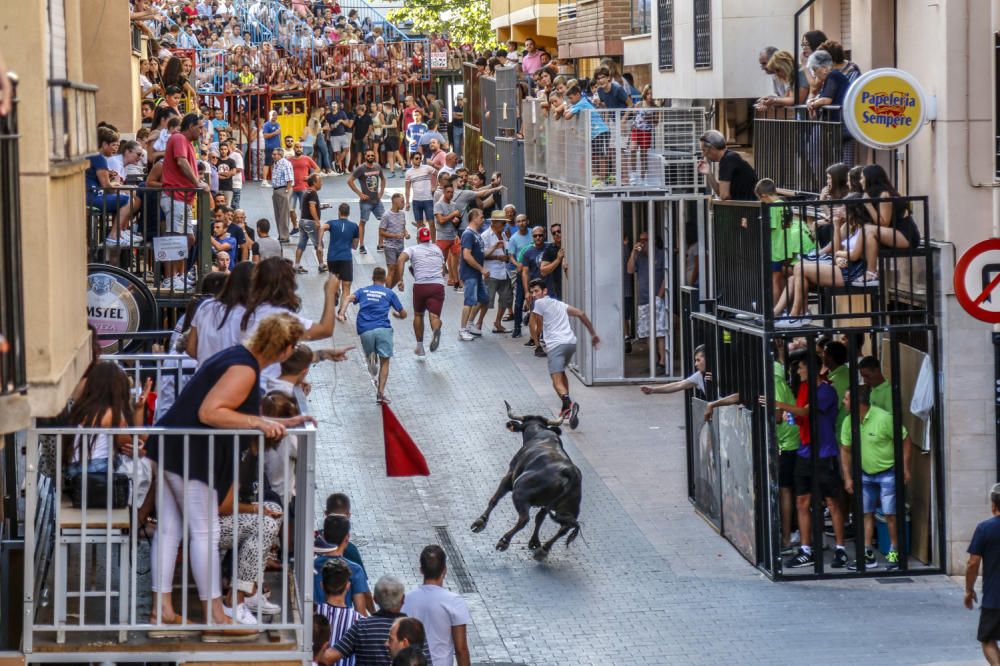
272, 158, 294, 188
333, 610, 434, 666
316, 603, 362, 666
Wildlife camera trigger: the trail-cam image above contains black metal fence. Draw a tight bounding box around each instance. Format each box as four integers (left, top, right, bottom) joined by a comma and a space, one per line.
754, 106, 846, 195
86, 186, 214, 303
709, 195, 933, 332
0, 75, 26, 397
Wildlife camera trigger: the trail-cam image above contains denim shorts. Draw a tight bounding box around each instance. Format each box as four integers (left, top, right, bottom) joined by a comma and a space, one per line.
462, 275, 489, 306
862, 469, 896, 514
412, 199, 435, 225
297, 219, 321, 250
359, 199, 385, 223
360, 327, 394, 358
291, 190, 305, 210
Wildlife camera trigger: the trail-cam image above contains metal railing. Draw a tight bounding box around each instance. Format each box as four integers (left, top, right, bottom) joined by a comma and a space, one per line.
522, 98, 547, 178
0, 74, 26, 397
49, 80, 98, 162
708, 195, 933, 331
343, 0, 414, 42
23, 420, 315, 658
86, 186, 214, 300
541, 106, 705, 193
754, 106, 847, 195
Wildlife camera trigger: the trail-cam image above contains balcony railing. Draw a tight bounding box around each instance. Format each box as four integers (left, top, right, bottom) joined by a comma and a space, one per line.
23, 399, 316, 658
87, 187, 214, 303
708, 195, 934, 332
49, 80, 98, 162
754, 106, 846, 195
533, 103, 705, 194
0, 74, 26, 397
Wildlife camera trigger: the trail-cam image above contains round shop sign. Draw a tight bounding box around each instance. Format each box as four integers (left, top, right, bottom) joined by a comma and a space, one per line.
87, 264, 157, 354
843, 68, 927, 150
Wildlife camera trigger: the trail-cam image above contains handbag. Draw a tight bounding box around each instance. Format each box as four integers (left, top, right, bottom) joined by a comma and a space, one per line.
69, 472, 131, 509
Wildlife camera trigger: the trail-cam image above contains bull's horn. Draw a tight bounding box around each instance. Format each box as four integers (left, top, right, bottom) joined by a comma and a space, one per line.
546, 415, 565, 427
504, 401, 524, 421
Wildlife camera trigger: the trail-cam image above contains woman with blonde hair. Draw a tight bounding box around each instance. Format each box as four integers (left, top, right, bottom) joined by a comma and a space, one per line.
147, 312, 314, 638
755, 50, 807, 110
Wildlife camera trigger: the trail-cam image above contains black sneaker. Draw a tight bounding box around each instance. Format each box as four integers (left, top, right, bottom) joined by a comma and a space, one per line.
783, 548, 815, 569
567, 402, 580, 429
359, 245, 367, 254
525, 339, 536, 347
847, 549, 878, 571
429, 328, 441, 352
534, 347, 547, 358
831, 548, 848, 568
290, 227, 299, 235
885, 549, 900, 571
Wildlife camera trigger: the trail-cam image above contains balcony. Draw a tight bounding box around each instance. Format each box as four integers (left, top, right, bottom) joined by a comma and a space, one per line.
1, 74, 27, 403
753, 106, 845, 196
707, 195, 934, 332
526, 99, 705, 195
21, 353, 316, 661
49, 79, 98, 163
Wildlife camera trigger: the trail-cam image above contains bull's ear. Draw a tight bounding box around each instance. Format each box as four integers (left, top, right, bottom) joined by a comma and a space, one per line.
506, 420, 522, 432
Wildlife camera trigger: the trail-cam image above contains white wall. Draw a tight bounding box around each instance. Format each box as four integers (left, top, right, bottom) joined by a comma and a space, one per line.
624, 0, 800, 100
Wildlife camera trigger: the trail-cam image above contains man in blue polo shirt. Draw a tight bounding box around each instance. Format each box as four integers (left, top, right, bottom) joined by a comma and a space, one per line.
458, 209, 489, 341
346, 266, 406, 404
313, 515, 370, 615
322, 203, 360, 322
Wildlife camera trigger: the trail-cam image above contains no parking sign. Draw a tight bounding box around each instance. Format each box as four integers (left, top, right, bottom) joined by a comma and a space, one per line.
954, 239, 1000, 323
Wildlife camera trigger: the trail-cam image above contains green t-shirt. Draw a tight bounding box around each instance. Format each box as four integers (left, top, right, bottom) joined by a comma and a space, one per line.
838, 405, 908, 474
768, 200, 816, 263
773, 361, 800, 452
870, 380, 892, 413
826, 364, 850, 432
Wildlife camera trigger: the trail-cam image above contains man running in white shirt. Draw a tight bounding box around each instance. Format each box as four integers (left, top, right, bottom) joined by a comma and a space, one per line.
528, 278, 600, 429
396, 227, 446, 356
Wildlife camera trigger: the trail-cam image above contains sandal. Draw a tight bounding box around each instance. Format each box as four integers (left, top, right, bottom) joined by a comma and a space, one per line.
294, 265, 307, 274
147, 615, 195, 638
492, 325, 509, 334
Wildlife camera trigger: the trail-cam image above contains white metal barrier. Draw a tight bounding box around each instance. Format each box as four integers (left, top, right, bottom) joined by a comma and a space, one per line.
23, 423, 315, 662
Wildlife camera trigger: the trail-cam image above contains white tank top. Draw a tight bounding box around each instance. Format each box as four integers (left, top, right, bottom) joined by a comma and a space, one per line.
71, 432, 112, 464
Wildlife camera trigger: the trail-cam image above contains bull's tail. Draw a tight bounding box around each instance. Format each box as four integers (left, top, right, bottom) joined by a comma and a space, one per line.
548, 465, 583, 548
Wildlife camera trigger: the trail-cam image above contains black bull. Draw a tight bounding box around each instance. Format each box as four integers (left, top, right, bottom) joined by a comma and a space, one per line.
470, 401, 583, 559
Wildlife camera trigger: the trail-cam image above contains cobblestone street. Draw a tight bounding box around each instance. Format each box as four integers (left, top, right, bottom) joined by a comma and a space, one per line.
241, 181, 979, 665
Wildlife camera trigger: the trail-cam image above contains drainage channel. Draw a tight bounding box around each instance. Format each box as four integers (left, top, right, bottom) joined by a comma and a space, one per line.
433, 525, 478, 594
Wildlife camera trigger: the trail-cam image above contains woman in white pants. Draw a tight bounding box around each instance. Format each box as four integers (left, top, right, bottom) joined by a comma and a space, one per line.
147, 314, 312, 638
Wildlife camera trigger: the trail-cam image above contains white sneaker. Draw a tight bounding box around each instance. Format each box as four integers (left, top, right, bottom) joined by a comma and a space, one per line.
223, 602, 259, 625
160, 276, 175, 289
414, 343, 426, 356
261, 180, 272, 188
243, 592, 281, 616
852, 271, 880, 287
468, 325, 483, 337
123, 228, 143, 243
458, 329, 474, 342
104, 234, 121, 246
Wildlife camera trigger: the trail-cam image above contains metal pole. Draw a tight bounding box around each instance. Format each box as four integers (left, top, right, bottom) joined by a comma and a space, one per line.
648, 200, 656, 377
994, 332, 1000, 481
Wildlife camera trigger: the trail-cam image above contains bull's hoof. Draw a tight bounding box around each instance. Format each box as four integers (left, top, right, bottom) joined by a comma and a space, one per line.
495, 537, 511, 551
533, 546, 550, 561
470, 518, 487, 533
527, 537, 541, 550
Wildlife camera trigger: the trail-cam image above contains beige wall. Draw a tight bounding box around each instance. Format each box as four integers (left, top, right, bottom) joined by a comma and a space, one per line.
81, 0, 141, 133
0, 0, 94, 426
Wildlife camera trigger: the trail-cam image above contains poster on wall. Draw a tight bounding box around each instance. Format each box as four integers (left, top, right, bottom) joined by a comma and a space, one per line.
718, 404, 756, 563
690, 397, 721, 531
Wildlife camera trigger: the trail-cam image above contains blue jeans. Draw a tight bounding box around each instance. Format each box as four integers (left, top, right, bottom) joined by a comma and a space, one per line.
315, 135, 332, 170
412, 199, 434, 226
66, 457, 111, 481
462, 275, 489, 306
453, 126, 464, 160
513, 275, 525, 335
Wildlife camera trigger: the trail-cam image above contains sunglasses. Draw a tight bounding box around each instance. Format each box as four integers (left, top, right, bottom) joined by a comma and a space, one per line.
532, 234, 544, 238
552, 230, 562, 235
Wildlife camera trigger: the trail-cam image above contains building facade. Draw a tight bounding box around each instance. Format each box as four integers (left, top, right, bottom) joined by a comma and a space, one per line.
491, 0, 558, 52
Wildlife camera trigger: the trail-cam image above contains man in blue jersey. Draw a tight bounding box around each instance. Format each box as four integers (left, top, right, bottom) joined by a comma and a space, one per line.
346, 267, 407, 404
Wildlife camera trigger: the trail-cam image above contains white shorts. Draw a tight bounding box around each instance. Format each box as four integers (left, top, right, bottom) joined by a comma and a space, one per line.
637, 297, 666, 339
159, 192, 193, 235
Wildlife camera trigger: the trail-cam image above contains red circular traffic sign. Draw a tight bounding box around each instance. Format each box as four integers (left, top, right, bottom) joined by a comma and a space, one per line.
954, 238, 1000, 323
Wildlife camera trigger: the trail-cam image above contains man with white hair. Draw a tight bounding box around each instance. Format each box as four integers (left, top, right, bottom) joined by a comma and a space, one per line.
696, 129, 758, 201
322, 575, 427, 666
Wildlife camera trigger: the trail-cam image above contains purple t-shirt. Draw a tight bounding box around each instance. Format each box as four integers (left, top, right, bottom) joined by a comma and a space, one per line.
798, 381, 839, 459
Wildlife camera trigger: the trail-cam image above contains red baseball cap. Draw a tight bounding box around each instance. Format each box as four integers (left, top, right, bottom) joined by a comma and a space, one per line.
418, 227, 431, 242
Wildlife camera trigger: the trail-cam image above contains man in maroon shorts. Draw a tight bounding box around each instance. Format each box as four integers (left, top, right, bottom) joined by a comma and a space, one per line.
396, 227, 446, 356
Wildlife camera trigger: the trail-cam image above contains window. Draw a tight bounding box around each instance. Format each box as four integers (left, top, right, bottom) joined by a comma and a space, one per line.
631, 0, 651, 35
558, 0, 577, 21
693, 0, 711, 69
657, 0, 674, 70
